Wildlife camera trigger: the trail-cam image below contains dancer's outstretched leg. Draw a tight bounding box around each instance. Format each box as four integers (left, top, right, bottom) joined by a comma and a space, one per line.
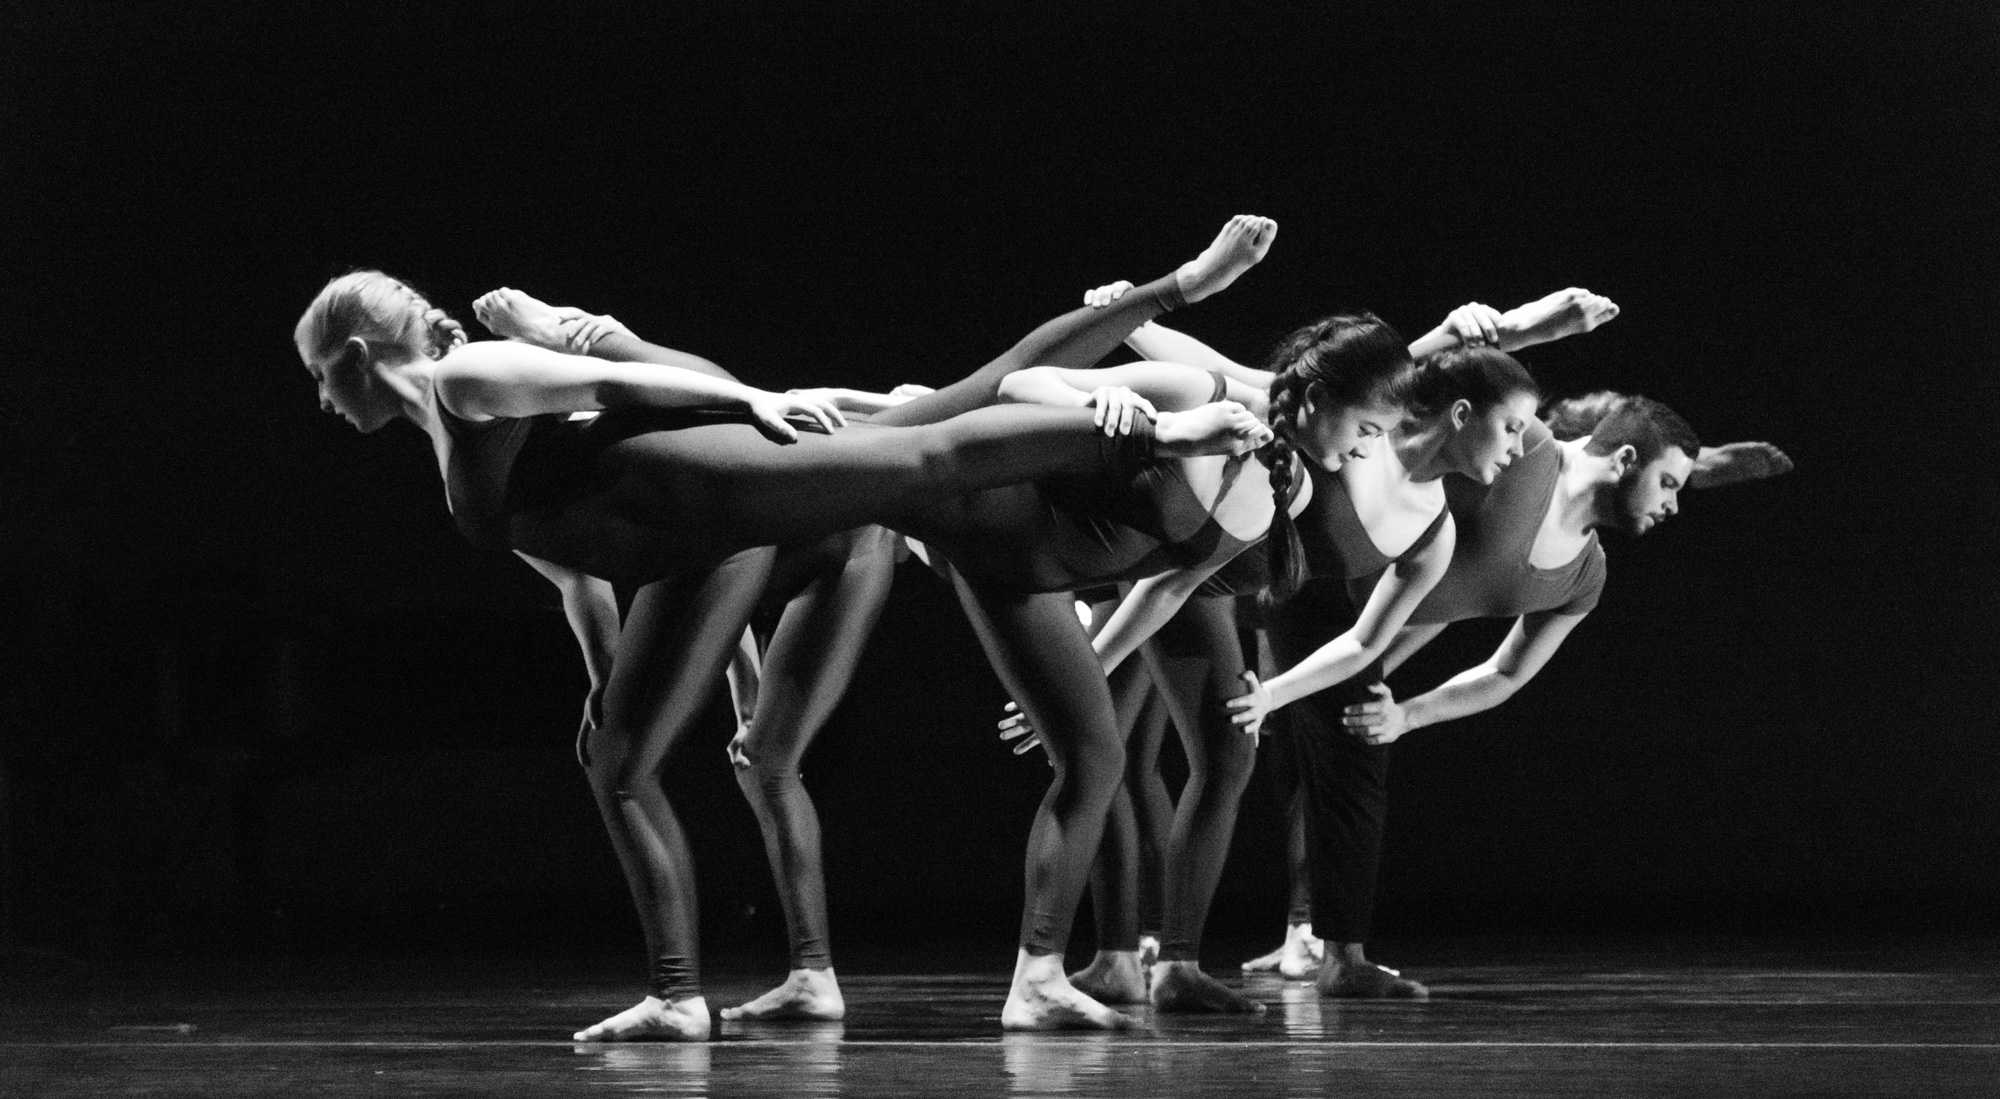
1144, 594, 1264, 1014
566, 401, 1268, 581
872, 215, 1276, 428
947, 575, 1137, 1031
574, 547, 777, 1041
722, 527, 900, 1022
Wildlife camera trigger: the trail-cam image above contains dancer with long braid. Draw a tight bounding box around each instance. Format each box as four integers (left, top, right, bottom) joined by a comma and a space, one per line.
1229, 385, 1711, 999
1003, 290, 1620, 1012
1236, 390, 1791, 985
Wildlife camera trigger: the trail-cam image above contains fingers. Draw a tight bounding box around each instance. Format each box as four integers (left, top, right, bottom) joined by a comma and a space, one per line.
755, 410, 800, 444
1012, 735, 1044, 757
1084, 280, 1135, 308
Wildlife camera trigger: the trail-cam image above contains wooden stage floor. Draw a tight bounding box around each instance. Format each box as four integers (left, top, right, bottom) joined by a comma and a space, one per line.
4, 935, 1997, 1096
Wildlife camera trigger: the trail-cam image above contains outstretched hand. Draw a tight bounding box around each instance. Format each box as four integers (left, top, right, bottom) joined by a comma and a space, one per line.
1224, 670, 1271, 738
1340, 682, 1410, 746
747, 390, 847, 443
1690, 441, 1795, 489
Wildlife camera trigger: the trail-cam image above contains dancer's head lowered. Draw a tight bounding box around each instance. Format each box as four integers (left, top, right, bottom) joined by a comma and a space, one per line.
1261, 319, 1541, 605
295, 270, 467, 432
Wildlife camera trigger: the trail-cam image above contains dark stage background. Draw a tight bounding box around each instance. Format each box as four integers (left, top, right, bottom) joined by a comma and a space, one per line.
5, 2, 1997, 966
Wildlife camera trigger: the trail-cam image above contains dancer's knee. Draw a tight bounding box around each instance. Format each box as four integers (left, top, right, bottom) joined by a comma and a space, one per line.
732, 751, 804, 806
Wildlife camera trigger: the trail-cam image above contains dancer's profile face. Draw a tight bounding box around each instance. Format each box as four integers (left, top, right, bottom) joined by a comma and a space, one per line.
1297, 396, 1401, 471
301, 340, 390, 433
1606, 449, 1695, 535
1450, 391, 1539, 484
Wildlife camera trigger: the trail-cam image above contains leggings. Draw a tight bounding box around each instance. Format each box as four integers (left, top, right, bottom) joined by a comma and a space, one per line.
1088, 654, 1172, 951
1263, 577, 1390, 944
731, 526, 900, 970
575, 270, 1193, 994
1252, 624, 1314, 927
867, 272, 1186, 427
524, 402, 1156, 585
1139, 593, 1260, 963
947, 570, 1130, 956
717, 270, 1194, 970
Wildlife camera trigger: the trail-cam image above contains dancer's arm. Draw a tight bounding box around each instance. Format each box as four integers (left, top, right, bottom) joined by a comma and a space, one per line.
1225, 518, 1458, 736
998, 361, 1266, 417
1339, 609, 1587, 744
1379, 621, 1451, 677
785, 384, 936, 415
723, 626, 761, 768
1126, 325, 1270, 388
436, 342, 844, 440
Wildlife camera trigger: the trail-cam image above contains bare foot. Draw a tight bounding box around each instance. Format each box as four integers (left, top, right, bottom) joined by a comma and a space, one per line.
572, 995, 712, 1041
1151, 961, 1266, 1014
1068, 950, 1148, 1005
1498, 287, 1619, 351
1137, 934, 1161, 969
1690, 441, 1794, 490
1241, 923, 1324, 979
718, 967, 845, 1021
1002, 951, 1139, 1032
1175, 215, 1278, 304
472, 287, 570, 350
1317, 959, 1428, 1000
1155, 402, 1273, 458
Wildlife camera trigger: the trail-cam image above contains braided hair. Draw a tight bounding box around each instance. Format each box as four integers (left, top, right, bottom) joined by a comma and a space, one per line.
294, 269, 466, 370
1258, 312, 1414, 611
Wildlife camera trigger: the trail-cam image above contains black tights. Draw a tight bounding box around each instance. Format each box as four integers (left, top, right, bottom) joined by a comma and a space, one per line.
1087, 595, 1258, 962
730, 527, 900, 970
1089, 654, 1172, 951
712, 271, 1193, 971
1142, 594, 1259, 963
573, 407, 1157, 1000
867, 272, 1186, 428
1263, 579, 1390, 944
947, 572, 1130, 956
